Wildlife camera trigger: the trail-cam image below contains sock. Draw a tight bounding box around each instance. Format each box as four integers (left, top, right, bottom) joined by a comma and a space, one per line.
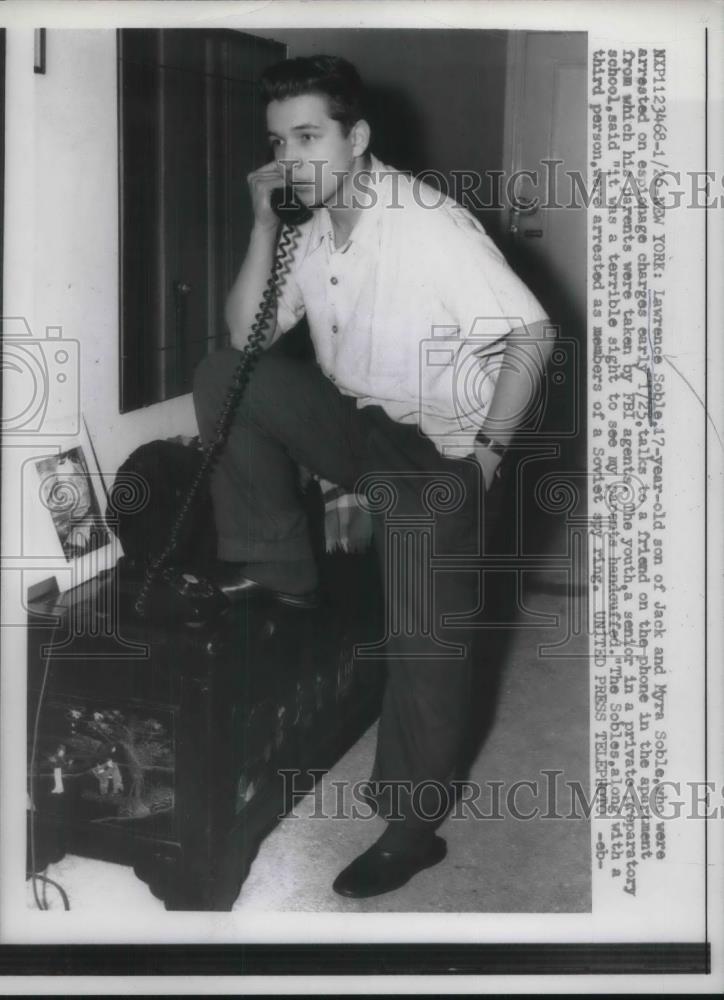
376, 823, 437, 854
221, 558, 318, 595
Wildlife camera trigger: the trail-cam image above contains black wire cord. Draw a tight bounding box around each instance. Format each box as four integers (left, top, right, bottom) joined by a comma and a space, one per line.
133, 222, 303, 620
28, 623, 71, 911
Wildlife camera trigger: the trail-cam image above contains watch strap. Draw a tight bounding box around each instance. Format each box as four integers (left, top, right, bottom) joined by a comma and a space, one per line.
474, 431, 507, 458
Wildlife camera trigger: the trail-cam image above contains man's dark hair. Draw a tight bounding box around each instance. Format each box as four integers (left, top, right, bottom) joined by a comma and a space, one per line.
259, 55, 367, 134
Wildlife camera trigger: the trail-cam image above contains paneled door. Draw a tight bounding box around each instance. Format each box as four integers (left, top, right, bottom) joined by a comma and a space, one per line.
119, 29, 284, 411
503, 31, 588, 467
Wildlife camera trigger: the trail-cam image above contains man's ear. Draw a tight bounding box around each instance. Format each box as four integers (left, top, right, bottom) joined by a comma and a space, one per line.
350, 119, 371, 157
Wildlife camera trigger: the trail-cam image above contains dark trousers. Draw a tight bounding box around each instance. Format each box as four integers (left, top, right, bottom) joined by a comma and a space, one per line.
193, 348, 485, 845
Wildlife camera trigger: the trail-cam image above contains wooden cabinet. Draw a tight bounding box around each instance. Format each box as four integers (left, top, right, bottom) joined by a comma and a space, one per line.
27, 556, 384, 909
118, 29, 285, 411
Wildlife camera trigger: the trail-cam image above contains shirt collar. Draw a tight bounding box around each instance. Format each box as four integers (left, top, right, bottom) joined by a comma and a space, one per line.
308, 154, 387, 256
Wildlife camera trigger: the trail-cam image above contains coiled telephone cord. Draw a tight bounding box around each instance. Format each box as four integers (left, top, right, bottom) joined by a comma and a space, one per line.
133, 222, 303, 620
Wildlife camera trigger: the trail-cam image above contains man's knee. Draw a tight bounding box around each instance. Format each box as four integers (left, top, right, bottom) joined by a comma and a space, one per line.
192, 347, 244, 403
193, 348, 295, 427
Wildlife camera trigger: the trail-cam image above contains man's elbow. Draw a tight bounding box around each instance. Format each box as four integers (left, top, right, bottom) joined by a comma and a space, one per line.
533, 317, 556, 365
507, 317, 555, 370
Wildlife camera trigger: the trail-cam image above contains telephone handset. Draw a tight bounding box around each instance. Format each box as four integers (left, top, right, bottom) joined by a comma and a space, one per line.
270, 186, 313, 226
127, 214, 307, 626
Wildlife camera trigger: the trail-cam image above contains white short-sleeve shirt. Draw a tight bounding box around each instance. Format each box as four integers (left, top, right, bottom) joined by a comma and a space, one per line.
275, 155, 549, 456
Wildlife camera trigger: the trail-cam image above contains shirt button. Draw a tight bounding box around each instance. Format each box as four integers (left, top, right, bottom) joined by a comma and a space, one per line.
332, 324, 338, 333
330, 276, 338, 285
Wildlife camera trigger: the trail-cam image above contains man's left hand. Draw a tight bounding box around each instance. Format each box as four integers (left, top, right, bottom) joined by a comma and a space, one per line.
473, 443, 503, 491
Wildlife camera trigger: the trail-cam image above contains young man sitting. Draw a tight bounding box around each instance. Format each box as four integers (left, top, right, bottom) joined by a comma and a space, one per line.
193, 55, 553, 899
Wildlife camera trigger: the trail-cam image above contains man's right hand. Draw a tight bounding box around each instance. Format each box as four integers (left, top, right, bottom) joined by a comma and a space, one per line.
247, 160, 285, 231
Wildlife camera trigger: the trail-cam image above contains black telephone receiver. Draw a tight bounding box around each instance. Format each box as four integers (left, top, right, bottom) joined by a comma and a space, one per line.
126, 215, 307, 626
271, 186, 313, 226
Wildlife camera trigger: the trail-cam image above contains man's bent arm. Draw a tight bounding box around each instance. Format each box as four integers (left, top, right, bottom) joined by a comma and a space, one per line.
225, 221, 282, 350
480, 319, 555, 446
474, 319, 555, 485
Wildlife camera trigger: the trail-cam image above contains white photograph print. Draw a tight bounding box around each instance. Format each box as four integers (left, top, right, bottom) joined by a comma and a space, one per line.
0, 0, 722, 996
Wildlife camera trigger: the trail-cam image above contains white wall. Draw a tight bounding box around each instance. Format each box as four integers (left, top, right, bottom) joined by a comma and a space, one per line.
3, 29, 198, 484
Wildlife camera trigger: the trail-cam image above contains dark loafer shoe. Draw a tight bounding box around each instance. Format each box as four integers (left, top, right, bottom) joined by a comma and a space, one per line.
332, 835, 447, 898
213, 562, 320, 610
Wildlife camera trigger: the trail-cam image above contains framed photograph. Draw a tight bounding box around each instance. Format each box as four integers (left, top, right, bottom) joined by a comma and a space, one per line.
20, 424, 121, 596
34, 446, 110, 562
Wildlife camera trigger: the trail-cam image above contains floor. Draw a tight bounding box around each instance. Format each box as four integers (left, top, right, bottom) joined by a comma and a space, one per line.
27, 572, 591, 914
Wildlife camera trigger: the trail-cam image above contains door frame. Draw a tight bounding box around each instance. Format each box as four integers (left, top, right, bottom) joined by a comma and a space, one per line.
502, 30, 526, 250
